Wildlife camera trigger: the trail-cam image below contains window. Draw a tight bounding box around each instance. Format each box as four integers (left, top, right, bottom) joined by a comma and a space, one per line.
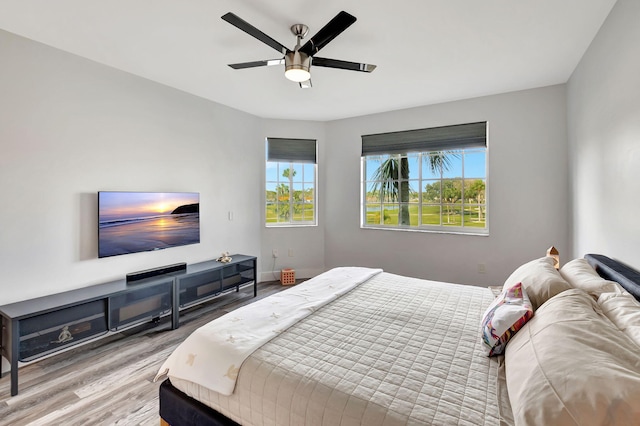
361, 122, 487, 234
266, 138, 317, 226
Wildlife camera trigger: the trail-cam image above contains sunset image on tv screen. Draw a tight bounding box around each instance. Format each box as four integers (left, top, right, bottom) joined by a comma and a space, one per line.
98, 192, 200, 258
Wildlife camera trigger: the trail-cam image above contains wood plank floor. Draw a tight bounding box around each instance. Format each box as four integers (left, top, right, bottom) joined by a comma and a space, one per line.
0, 281, 289, 426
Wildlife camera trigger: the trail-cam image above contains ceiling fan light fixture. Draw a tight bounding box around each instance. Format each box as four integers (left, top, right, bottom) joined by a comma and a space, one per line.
285, 51, 311, 82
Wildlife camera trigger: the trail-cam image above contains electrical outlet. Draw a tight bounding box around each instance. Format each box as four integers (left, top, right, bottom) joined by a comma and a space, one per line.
288, 248, 294, 257
272, 249, 278, 258
477, 263, 486, 274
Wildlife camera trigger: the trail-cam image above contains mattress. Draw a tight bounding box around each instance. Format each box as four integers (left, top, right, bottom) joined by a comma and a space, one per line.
170, 271, 500, 425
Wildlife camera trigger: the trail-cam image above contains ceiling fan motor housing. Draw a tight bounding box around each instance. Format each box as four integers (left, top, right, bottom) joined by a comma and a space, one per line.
284, 50, 311, 82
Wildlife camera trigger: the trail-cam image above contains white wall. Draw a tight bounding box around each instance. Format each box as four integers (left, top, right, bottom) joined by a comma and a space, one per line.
8, 0, 634, 306
324, 86, 570, 286
258, 119, 326, 281
567, 0, 640, 269
0, 29, 263, 305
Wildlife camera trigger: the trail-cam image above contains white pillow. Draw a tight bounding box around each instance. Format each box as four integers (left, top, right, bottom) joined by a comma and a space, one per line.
560, 258, 622, 298
598, 291, 640, 348
505, 289, 640, 425
503, 257, 572, 310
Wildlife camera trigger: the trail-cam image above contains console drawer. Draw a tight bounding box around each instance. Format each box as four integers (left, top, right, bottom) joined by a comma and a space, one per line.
18, 299, 108, 362
109, 281, 172, 330
177, 270, 222, 308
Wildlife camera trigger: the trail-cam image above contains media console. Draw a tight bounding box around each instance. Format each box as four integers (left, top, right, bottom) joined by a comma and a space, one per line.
0, 254, 257, 396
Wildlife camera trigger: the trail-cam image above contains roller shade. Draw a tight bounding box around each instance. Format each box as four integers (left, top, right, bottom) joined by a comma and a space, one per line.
267, 138, 317, 163
362, 121, 486, 156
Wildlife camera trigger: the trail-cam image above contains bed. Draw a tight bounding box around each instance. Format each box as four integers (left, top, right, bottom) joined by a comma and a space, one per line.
155, 253, 640, 426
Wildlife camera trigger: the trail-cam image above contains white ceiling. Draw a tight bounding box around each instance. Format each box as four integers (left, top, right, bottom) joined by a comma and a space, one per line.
0, 0, 617, 121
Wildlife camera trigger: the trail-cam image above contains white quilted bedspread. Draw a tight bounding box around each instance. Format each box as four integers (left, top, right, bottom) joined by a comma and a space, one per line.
171, 271, 500, 425
156, 267, 381, 395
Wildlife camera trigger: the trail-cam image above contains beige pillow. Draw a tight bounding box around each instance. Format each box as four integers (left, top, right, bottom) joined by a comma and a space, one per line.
505, 289, 640, 425
560, 258, 622, 298
503, 257, 572, 310
599, 291, 640, 348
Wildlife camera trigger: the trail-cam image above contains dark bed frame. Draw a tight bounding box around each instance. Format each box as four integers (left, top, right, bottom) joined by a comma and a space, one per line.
159, 253, 640, 426
585, 254, 640, 301
159, 379, 238, 426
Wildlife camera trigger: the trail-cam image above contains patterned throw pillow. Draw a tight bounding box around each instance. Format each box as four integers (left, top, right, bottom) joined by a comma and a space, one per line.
481, 282, 534, 356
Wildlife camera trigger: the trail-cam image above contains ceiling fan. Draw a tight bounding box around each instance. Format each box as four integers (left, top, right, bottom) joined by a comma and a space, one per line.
221, 10, 376, 88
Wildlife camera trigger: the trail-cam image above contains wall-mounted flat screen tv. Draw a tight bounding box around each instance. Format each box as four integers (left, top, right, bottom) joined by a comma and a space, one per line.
98, 191, 200, 258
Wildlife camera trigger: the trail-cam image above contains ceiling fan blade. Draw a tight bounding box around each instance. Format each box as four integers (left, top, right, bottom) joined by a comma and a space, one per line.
299, 11, 357, 56
222, 12, 290, 55
312, 57, 376, 73
228, 58, 284, 69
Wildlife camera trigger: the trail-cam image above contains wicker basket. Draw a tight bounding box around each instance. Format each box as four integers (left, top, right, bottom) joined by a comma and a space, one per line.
280, 268, 296, 285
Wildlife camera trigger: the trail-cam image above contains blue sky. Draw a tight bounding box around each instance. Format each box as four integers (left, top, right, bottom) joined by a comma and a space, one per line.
266, 149, 486, 186
364, 149, 486, 181
266, 162, 315, 183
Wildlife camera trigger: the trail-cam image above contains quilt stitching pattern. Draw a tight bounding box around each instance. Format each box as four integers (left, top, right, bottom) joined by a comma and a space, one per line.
173, 272, 499, 425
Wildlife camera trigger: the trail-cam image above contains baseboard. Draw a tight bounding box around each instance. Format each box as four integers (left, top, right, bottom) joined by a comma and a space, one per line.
259, 268, 324, 283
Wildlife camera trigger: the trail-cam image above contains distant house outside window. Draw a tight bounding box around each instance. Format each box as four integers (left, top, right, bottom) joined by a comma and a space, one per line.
361, 122, 487, 234
266, 138, 317, 226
